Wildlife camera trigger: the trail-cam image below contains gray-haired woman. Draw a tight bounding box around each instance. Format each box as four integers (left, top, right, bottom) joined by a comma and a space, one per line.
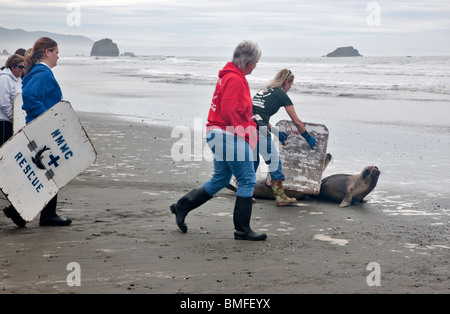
169, 40, 267, 241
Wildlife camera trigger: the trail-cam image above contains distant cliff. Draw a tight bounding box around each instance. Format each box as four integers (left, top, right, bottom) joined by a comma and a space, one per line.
0, 26, 93, 56
325, 46, 362, 57
90, 38, 119, 57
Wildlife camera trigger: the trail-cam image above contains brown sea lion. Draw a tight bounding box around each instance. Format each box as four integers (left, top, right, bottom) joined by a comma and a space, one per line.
318, 166, 380, 207
226, 153, 332, 200
227, 178, 309, 200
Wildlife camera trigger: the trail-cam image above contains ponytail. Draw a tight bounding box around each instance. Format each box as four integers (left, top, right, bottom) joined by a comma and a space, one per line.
267, 69, 294, 90
25, 37, 58, 73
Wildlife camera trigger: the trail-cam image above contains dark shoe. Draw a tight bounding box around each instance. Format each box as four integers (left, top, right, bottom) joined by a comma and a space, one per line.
39, 216, 72, 226
170, 186, 212, 233
170, 203, 188, 233
233, 196, 267, 241
3, 205, 27, 228
39, 195, 72, 227
234, 229, 267, 241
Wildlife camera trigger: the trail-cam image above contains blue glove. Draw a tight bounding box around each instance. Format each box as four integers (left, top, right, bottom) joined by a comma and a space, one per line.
279, 131, 288, 145
272, 127, 288, 145
301, 130, 316, 149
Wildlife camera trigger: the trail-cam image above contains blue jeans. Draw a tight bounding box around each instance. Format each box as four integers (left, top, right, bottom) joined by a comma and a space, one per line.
203, 130, 256, 198
253, 127, 285, 181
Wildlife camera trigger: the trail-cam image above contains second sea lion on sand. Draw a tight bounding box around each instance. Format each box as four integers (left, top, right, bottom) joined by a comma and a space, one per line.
318, 166, 380, 207
226, 153, 333, 200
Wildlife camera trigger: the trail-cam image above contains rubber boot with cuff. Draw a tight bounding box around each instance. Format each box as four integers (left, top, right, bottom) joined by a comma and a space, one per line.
39, 196, 72, 226
233, 196, 267, 241
270, 179, 297, 207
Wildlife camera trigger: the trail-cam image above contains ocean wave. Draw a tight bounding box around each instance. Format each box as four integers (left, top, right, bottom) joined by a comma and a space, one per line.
31, 55, 450, 102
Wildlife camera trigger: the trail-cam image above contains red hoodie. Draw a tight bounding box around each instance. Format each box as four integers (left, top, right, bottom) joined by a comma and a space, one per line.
206, 62, 257, 150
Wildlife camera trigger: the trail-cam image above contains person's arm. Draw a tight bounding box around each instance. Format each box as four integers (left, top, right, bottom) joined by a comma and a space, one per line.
284, 105, 306, 134
0, 78, 14, 121
22, 76, 50, 120
285, 105, 316, 149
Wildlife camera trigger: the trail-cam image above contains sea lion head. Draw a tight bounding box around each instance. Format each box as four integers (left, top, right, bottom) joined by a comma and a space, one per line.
361, 166, 380, 188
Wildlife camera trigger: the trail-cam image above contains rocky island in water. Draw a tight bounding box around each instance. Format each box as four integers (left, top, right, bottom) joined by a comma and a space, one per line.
90, 38, 120, 57
325, 46, 362, 57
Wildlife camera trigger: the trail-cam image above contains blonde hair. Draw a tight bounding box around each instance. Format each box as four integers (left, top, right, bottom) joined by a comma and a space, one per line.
267, 69, 294, 89
25, 37, 58, 73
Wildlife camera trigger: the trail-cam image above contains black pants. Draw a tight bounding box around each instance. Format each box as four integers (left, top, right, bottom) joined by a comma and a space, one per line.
0, 120, 13, 146
43, 194, 58, 214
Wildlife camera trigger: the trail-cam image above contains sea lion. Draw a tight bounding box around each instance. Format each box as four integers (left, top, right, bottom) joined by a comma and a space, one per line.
227, 177, 309, 200
226, 153, 332, 200
318, 166, 380, 207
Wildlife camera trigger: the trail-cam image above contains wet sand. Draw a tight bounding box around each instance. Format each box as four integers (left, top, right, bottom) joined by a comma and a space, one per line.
1, 111, 449, 294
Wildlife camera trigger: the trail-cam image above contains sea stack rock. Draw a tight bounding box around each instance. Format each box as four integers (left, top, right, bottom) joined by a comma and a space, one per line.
90, 38, 119, 57
326, 46, 362, 57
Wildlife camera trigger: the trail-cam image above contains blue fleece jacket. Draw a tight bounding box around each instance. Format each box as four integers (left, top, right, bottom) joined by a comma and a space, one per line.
22, 63, 62, 123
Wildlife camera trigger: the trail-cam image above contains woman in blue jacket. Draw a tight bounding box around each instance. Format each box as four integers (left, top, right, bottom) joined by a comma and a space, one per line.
22, 38, 62, 123
8, 37, 71, 227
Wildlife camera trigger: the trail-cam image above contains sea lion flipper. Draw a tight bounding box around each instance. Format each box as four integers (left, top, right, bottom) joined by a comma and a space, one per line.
322, 153, 332, 172
339, 195, 352, 207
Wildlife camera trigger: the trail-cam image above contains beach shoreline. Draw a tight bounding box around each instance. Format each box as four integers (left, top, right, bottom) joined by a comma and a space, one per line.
1, 111, 449, 294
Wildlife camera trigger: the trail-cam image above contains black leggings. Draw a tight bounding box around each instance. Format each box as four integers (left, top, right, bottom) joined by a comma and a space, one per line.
0, 120, 13, 146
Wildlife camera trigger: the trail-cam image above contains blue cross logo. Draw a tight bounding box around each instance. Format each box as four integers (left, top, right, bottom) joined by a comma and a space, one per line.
48, 154, 60, 168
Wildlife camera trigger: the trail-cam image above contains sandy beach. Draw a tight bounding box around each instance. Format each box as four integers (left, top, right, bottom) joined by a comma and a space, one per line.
1, 110, 449, 295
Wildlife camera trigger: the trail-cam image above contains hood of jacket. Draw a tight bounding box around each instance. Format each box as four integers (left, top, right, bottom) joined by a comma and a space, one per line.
0, 68, 20, 82
218, 62, 247, 84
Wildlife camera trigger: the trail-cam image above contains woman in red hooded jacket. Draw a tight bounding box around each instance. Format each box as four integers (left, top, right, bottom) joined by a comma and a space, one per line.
170, 41, 266, 241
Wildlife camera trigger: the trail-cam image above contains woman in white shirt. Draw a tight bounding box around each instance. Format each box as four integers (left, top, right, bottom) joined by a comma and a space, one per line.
1, 54, 27, 228
0, 54, 26, 145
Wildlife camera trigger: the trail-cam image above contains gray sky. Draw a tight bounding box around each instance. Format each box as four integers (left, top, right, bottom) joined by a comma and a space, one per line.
1, 0, 450, 56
